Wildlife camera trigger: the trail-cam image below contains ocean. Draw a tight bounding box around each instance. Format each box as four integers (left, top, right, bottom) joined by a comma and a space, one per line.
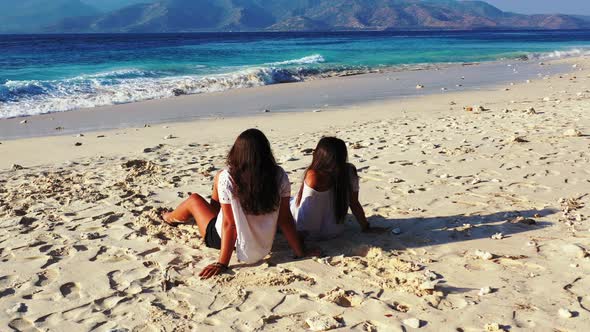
1, 30, 590, 119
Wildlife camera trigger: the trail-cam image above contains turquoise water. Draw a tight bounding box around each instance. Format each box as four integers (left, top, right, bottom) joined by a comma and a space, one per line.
1, 30, 590, 118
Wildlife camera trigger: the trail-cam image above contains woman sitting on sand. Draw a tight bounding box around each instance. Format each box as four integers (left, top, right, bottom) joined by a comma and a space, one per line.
291, 137, 372, 240
162, 129, 310, 279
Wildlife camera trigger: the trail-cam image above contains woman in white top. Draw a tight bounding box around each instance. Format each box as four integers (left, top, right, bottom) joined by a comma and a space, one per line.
291, 137, 370, 239
162, 129, 310, 279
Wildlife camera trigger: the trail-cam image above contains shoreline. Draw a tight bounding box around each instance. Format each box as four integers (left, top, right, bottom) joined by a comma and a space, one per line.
0, 55, 588, 331
0, 57, 573, 140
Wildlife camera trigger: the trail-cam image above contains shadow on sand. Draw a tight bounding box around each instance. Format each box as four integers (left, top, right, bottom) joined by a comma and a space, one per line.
262, 207, 557, 267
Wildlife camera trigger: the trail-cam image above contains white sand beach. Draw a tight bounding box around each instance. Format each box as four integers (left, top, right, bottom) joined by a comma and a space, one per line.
0, 57, 589, 331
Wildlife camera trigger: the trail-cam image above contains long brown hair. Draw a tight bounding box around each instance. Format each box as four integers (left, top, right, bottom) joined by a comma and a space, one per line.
227, 129, 280, 215
296, 137, 351, 222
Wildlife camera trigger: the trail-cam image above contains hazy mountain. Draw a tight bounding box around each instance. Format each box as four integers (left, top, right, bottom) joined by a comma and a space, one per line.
8, 0, 590, 33
0, 0, 98, 33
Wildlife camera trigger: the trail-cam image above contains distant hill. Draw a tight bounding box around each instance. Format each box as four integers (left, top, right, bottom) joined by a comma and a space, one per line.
0, 0, 98, 33
5, 0, 590, 33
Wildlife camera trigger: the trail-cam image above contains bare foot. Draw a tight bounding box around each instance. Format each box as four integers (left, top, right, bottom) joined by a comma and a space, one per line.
160, 209, 184, 227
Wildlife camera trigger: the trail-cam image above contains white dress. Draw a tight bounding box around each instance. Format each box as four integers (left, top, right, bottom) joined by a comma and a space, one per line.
291, 168, 360, 239
215, 167, 291, 263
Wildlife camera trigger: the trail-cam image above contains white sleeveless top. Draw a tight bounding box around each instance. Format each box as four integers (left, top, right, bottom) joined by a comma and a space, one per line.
291, 168, 359, 239
215, 167, 291, 263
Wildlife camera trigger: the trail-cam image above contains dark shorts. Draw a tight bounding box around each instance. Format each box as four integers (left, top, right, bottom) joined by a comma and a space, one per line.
204, 217, 221, 249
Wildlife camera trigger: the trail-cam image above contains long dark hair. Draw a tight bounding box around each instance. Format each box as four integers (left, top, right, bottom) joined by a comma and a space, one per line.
296, 137, 351, 222
227, 129, 280, 215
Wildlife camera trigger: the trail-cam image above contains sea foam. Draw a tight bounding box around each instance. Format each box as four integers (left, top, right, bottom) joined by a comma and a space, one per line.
0, 55, 329, 119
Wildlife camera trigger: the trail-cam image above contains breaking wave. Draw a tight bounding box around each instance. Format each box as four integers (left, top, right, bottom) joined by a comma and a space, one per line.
524, 48, 590, 60
0, 55, 334, 119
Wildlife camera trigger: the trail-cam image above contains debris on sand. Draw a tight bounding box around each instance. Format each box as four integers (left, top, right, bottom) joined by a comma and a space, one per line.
491, 233, 504, 240
563, 128, 582, 137
305, 315, 344, 331
511, 136, 529, 143
416, 84, 425, 89
558, 308, 573, 319
403, 318, 422, 329
484, 323, 505, 331
475, 250, 494, 260
478, 286, 493, 296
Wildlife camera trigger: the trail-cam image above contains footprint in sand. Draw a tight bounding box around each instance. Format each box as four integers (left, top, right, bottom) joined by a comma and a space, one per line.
59, 282, 81, 300
319, 288, 363, 308
35, 269, 59, 287
8, 318, 41, 332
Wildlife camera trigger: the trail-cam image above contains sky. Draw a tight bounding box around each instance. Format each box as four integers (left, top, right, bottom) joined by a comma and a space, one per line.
485, 0, 590, 15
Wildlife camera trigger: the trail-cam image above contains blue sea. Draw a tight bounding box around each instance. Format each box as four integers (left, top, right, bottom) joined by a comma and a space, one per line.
1, 30, 590, 119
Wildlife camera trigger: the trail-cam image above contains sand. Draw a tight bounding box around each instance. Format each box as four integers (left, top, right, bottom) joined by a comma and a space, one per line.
0, 57, 589, 331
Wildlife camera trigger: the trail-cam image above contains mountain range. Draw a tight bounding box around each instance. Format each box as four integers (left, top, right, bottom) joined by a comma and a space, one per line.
1, 0, 590, 33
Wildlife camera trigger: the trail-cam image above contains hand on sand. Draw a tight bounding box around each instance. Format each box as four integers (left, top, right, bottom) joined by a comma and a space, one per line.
199, 262, 229, 279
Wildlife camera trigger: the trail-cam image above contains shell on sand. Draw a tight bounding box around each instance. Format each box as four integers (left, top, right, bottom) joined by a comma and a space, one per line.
475, 250, 494, 260
403, 318, 422, 329
305, 315, 344, 331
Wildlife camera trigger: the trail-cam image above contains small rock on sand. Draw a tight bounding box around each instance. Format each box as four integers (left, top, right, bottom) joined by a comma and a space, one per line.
81, 232, 101, 240
402, 318, 422, 329
478, 286, 493, 296
163, 135, 175, 140
12, 164, 24, 171
484, 323, 504, 331
305, 315, 344, 331
389, 178, 405, 184
511, 136, 529, 143
416, 84, 425, 89
558, 308, 573, 319
475, 250, 494, 260
20, 119, 28, 124
74, 142, 83, 146
563, 128, 582, 137
491, 233, 504, 240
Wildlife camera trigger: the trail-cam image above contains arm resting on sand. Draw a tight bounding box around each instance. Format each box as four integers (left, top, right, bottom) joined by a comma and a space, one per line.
199, 203, 237, 279
277, 197, 306, 258
350, 191, 370, 232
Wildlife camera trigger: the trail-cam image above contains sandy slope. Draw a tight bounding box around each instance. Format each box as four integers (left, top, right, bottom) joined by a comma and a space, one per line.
0, 58, 589, 331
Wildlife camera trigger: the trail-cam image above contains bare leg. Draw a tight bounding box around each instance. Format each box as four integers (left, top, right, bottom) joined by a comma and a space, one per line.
163, 194, 217, 237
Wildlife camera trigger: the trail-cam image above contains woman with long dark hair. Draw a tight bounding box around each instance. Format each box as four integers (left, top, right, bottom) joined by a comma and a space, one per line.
162, 129, 309, 278
291, 137, 370, 239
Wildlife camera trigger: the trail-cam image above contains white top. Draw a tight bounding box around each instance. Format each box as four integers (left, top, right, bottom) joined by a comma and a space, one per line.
215, 167, 291, 263
291, 168, 360, 239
